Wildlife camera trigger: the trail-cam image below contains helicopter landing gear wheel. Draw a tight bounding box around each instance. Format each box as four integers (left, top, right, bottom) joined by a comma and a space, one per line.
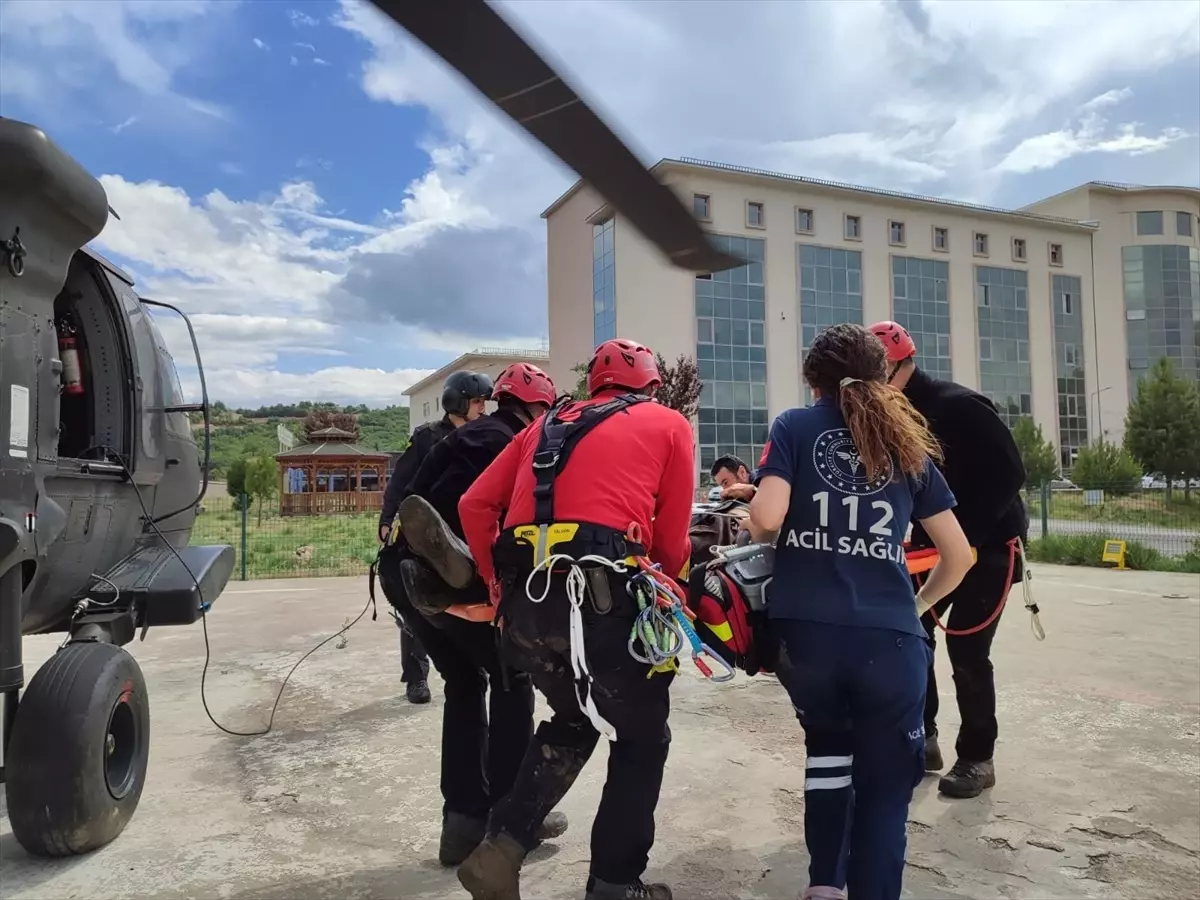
4, 641, 150, 857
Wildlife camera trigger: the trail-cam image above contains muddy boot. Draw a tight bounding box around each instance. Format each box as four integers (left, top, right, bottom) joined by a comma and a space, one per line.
535, 811, 568, 843
440, 812, 488, 866
400, 558, 460, 617
585, 877, 673, 900
938, 758, 996, 798
924, 734, 944, 772
399, 495, 477, 589
458, 832, 526, 900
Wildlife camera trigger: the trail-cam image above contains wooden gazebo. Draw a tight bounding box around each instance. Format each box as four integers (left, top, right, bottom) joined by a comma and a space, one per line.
275, 426, 391, 516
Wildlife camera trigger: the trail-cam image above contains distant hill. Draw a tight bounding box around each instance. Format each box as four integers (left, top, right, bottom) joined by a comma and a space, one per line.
189, 401, 410, 477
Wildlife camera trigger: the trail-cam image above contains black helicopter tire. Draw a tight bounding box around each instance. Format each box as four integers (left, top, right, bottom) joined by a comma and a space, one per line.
4, 641, 150, 857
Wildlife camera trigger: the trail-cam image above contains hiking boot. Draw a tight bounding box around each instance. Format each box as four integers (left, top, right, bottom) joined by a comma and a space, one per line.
441, 812, 488, 866
536, 811, 568, 842
406, 678, 431, 704
801, 888, 847, 900
458, 832, 526, 900
924, 735, 944, 772
442, 811, 567, 866
399, 495, 477, 589
585, 877, 673, 900
938, 758, 996, 798
400, 557, 460, 617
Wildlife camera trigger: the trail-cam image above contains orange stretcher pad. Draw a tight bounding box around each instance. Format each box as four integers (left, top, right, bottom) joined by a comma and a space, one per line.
442, 544, 946, 623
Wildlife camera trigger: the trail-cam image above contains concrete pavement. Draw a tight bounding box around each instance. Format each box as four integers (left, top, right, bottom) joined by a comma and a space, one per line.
2, 566, 1198, 899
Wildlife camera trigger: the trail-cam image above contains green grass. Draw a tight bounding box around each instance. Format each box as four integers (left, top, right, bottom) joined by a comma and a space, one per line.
189, 503, 379, 579
1025, 489, 1200, 529
1026, 532, 1200, 574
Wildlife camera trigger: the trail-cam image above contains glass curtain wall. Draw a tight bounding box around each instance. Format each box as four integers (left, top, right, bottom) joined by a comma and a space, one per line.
798, 244, 863, 404
593, 218, 616, 346
975, 265, 1032, 427
1051, 274, 1088, 469
696, 235, 768, 474
891, 256, 951, 380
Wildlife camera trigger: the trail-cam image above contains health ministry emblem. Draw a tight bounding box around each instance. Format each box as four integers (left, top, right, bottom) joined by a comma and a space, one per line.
813, 428, 891, 496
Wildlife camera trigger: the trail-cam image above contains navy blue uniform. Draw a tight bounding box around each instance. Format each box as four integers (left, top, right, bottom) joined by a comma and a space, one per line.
757, 397, 956, 900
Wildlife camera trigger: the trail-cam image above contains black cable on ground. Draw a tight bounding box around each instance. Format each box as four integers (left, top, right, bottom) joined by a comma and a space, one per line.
103, 447, 376, 738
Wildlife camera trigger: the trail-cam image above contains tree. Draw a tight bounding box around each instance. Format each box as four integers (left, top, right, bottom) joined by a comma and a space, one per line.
1070, 438, 1142, 495
1011, 417, 1059, 488
225, 457, 252, 512
244, 456, 279, 525
654, 353, 703, 420
1123, 357, 1200, 499
570, 362, 590, 400
302, 409, 360, 440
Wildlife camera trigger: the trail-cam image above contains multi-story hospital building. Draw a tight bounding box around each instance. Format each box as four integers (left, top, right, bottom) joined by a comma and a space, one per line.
542, 159, 1200, 475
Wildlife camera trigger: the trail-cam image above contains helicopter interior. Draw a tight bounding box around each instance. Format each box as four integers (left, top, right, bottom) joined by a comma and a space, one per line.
52, 253, 131, 467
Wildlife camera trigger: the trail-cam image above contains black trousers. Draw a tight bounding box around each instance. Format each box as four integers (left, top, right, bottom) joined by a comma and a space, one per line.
920, 542, 1021, 764
489, 569, 674, 886
378, 548, 431, 684
378, 552, 534, 821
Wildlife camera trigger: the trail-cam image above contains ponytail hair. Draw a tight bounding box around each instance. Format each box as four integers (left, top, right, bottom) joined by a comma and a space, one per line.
803, 323, 942, 480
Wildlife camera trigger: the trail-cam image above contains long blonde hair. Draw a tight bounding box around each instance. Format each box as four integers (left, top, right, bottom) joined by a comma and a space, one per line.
802, 323, 942, 479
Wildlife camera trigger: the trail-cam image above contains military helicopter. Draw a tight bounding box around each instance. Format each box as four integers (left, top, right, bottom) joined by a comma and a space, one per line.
0, 0, 740, 860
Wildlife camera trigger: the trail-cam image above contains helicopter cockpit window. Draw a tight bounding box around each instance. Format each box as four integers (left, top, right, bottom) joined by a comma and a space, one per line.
53, 256, 133, 466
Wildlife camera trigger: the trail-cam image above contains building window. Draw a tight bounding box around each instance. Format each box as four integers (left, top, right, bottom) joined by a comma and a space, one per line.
975, 265, 1032, 428
423, 401, 430, 418
889, 220, 906, 246
844, 214, 862, 241
973, 232, 989, 256
1136, 211, 1163, 235
592, 217, 616, 345
799, 244, 864, 404
933, 226, 949, 252
1049, 242, 1064, 266
435, 398, 440, 410
696, 235, 768, 476
796, 207, 814, 234
1052, 273, 1088, 468
1177, 211, 1194, 237
693, 194, 711, 221
891, 256, 951, 381
977, 283, 991, 307
1121, 244, 1200, 399
1011, 237, 1027, 262
746, 201, 765, 228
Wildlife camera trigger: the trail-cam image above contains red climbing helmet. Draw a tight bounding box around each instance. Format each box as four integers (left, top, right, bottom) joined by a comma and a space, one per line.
587, 338, 661, 396
868, 320, 917, 363
493, 362, 557, 407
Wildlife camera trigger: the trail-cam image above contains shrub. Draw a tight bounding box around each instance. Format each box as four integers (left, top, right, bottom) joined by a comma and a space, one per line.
1069, 439, 1142, 495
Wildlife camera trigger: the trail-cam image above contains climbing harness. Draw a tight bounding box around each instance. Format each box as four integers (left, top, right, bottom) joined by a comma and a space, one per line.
917, 536, 1045, 640
498, 393, 737, 741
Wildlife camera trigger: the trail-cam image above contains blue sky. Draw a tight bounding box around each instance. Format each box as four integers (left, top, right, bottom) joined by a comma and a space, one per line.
1, 0, 1197, 407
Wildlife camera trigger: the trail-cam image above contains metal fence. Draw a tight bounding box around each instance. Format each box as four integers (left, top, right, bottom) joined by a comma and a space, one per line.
192, 485, 1200, 582
1022, 482, 1200, 568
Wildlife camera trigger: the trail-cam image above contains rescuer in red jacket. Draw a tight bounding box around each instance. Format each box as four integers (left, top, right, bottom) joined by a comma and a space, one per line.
455, 338, 695, 900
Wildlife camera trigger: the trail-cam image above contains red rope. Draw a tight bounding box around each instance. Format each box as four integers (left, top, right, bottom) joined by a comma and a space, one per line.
922, 537, 1019, 637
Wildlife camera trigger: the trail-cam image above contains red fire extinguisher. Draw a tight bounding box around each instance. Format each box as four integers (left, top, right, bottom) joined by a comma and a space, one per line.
57, 318, 85, 396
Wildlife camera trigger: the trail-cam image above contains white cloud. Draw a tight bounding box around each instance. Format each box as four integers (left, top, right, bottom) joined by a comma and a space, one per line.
253, 36, 268, 50
0, 0, 233, 126
111, 115, 138, 134
182, 365, 434, 408
995, 89, 1190, 174
288, 9, 319, 28
313, 57, 328, 66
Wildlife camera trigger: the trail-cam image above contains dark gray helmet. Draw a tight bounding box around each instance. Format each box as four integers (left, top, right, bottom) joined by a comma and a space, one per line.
442, 370, 494, 417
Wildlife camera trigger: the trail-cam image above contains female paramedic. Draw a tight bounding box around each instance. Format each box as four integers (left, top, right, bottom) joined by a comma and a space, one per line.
747, 322, 975, 900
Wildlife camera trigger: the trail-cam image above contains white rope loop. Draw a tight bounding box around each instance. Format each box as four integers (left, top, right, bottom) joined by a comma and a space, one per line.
1014, 538, 1046, 641
524, 553, 630, 742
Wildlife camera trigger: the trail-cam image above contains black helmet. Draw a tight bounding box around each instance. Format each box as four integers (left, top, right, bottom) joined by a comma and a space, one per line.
442, 370, 494, 417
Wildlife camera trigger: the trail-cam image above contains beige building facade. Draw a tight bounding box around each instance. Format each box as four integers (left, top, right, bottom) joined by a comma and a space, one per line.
543, 160, 1200, 476
403, 348, 553, 434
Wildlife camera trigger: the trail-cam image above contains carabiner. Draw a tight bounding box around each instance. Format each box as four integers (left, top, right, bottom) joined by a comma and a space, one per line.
692, 644, 736, 683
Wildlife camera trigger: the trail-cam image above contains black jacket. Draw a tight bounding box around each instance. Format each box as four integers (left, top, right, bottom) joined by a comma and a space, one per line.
379, 415, 456, 528
404, 408, 528, 539
905, 368, 1028, 551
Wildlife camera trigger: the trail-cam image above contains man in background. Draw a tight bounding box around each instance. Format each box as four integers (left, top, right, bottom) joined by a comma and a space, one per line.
711, 454, 756, 502
377, 370, 494, 704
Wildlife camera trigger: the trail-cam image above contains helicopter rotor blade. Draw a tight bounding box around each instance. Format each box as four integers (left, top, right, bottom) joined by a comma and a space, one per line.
367, 0, 744, 274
